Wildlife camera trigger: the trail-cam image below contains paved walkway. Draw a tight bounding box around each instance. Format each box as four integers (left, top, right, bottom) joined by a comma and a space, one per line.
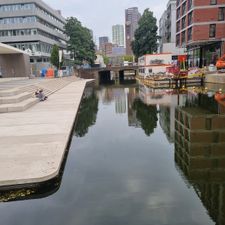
0, 79, 91, 187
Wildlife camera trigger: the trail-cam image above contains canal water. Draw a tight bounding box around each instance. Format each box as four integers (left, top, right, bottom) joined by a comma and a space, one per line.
0, 81, 225, 225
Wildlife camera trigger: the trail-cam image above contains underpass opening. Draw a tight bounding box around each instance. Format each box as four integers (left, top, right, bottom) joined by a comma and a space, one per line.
99, 70, 114, 85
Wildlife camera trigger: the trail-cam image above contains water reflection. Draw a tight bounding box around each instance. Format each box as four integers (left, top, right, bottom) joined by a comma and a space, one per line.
74, 85, 99, 137
0, 81, 224, 225
132, 99, 158, 136
174, 88, 225, 225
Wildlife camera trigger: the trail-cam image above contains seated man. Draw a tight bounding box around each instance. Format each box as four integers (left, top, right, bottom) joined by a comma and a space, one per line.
35, 89, 48, 101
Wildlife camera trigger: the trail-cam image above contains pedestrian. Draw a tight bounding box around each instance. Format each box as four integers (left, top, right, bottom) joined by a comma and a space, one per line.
35, 89, 48, 101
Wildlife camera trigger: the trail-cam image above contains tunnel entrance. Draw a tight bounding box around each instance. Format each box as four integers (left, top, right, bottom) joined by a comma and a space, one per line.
99, 71, 114, 85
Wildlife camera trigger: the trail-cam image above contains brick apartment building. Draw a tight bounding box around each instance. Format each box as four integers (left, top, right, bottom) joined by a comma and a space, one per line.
176, 0, 225, 67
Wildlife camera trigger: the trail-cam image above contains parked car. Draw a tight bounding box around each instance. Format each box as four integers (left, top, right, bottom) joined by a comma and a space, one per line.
216, 54, 225, 71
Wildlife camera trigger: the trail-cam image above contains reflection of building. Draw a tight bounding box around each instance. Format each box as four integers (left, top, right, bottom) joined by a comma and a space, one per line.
127, 87, 140, 127
175, 103, 225, 225
101, 88, 114, 105
125, 7, 141, 55
159, 106, 175, 143
138, 84, 186, 106
112, 24, 124, 47
114, 88, 127, 114
176, 0, 225, 67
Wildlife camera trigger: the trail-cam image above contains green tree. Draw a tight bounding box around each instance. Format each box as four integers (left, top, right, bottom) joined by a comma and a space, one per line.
64, 17, 96, 65
50, 44, 59, 68
103, 55, 109, 65
123, 55, 133, 62
132, 9, 158, 58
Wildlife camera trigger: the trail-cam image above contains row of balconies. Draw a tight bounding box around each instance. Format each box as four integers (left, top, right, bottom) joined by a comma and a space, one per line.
0, 9, 65, 32
0, 22, 67, 42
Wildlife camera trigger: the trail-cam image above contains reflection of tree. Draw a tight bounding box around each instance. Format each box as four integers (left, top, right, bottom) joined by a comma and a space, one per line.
74, 89, 98, 137
132, 99, 158, 136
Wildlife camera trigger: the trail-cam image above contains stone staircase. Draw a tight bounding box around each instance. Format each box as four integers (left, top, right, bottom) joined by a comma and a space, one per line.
0, 77, 77, 113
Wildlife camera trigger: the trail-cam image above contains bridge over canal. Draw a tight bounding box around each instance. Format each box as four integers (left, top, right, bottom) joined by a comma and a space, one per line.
76, 65, 139, 84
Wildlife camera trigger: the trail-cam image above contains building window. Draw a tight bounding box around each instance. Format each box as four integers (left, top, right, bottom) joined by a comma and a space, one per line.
218, 8, 225, 21
209, 24, 216, 38
182, 17, 186, 29
176, 34, 180, 46
210, 0, 217, 5
188, 12, 193, 25
182, 3, 186, 15
187, 27, 192, 41
176, 21, 180, 32
181, 31, 186, 45
177, 7, 181, 19
188, 0, 193, 10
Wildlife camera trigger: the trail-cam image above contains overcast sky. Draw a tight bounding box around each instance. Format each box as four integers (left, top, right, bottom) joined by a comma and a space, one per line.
45, 0, 168, 43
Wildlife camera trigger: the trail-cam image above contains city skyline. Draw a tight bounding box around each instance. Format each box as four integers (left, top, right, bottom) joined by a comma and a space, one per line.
44, 0, 168, 42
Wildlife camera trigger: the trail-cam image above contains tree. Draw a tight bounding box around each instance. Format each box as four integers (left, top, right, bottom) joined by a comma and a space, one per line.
64, 17, 96, 65
123, 55, 133, 62
50, 44, 59, 68
132, 9, 158, 58
102, 55, 109, 65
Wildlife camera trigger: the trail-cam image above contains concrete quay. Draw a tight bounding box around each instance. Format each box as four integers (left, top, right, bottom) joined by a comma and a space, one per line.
205, 73, 225, 84
0, 79, 91, 187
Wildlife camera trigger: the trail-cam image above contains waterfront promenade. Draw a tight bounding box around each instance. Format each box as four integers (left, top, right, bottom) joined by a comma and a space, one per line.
0, 78, 90, 187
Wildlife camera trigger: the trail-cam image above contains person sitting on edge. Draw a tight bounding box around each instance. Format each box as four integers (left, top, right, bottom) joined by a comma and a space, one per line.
35, 89, 48, 101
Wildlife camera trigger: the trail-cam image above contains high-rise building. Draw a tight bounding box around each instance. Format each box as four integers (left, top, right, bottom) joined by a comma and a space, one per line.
125, 7, 141, 55
99, 36, 109, 53
159, 0, 184, 54
112, 24, 124, 47
103, 42, 113, 56
176, 0, 225, 67
0, 0, 67, 65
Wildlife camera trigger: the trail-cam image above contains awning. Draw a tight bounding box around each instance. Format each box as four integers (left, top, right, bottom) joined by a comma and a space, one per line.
0, 42, 28, 55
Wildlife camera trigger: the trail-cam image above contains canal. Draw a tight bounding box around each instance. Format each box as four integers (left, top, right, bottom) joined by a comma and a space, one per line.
0, 81, 224, 225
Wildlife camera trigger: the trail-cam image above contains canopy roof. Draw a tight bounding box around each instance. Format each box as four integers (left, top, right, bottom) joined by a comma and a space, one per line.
0, 43, 28, 55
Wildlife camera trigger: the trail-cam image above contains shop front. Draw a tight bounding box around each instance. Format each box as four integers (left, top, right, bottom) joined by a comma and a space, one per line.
187, 41, 222, 68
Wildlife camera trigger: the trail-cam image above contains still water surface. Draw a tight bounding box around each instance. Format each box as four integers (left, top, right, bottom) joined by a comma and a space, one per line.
0, 82, 224, 225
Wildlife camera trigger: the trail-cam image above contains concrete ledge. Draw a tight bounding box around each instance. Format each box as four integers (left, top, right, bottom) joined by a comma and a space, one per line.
0, 79, 92, 187
205, 73, 225, 84
0, 88, 22, 97
0, 92, 32, 104
0, 98, 39, 113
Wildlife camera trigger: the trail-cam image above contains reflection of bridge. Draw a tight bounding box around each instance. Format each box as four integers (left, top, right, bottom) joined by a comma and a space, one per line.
77, 66, 139, 85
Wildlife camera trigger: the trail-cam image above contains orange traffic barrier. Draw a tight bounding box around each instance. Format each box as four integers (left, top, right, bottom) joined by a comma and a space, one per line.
46, 68, 54, 78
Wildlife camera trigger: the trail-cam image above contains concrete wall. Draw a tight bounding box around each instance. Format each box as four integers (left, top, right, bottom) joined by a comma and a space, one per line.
0, 54, 30, 78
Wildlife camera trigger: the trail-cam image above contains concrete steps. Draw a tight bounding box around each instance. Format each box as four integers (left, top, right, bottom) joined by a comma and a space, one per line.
0, 88, 21, 97
0, 92, 32, 104
0, 98, 38, 113
0, 77, 75, 113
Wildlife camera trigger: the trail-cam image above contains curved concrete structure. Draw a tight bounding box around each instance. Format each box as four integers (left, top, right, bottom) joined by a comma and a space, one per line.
0, 79, 91, 187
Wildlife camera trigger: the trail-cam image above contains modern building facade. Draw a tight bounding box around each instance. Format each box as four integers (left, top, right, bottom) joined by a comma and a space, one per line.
99, 36, 109, 53
112, 24, 124, 47
125, 7, 141, 55
159, 0, 185, 54
0, 0, 67, 66
112, 46, 126, 56
176, 0, 225, 67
